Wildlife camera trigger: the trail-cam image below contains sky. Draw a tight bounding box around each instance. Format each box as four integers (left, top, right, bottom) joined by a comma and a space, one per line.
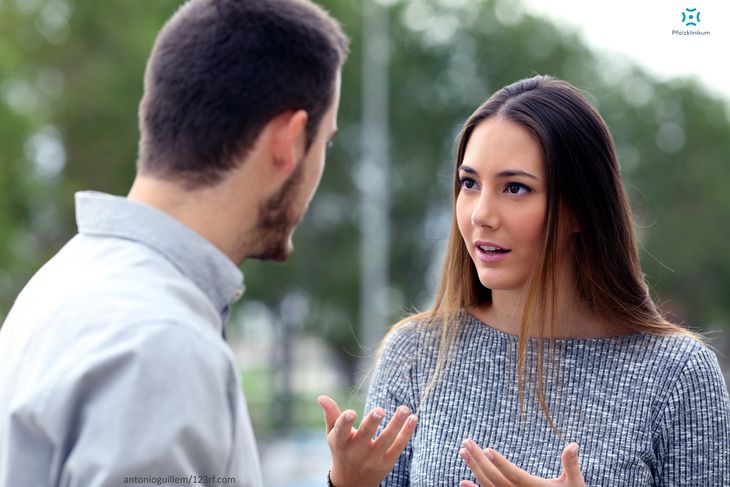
520, 0, 730, 103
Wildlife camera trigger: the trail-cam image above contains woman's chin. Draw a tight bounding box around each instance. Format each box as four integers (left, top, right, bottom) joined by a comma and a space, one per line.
477, 272, 522, 292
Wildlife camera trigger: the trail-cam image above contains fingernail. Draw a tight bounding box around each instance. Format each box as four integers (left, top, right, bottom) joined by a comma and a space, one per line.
397, 405, 410, 419
462, 439, 474, 452
407, 415, 418, 426
568, 443, 579, 457
372, 408, 384, 420
485, 448, 495, 461
459, 448, 470, 461
345, 411, 355, 421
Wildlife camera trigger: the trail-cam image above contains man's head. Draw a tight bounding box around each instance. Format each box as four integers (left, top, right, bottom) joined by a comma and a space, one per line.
248, 74, 341, 262
134, 0, 348, 261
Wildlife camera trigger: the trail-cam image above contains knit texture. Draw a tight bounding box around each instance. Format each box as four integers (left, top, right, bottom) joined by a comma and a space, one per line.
365, 313, 730, 486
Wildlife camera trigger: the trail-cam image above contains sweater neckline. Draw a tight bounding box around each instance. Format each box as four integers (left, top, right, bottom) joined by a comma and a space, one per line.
463, 311, 646, 345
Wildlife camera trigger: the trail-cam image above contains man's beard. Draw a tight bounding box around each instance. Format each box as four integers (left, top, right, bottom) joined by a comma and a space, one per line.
249, 162, 305, 262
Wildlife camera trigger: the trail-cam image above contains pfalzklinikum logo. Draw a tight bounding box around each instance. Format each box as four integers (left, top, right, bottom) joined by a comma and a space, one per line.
672, 7, 709, 35
681, 7, 700, 26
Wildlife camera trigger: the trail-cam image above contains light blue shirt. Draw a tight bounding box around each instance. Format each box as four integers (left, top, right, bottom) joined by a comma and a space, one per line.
0, 191, 263, 487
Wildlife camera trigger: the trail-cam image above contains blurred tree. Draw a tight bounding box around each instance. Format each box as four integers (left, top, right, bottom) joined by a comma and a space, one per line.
0, 0, 181, 317
1, 0, 729, 403
243, 0, 730, 386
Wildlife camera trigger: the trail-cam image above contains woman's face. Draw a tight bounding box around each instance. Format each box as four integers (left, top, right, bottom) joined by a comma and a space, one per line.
456, 116, 547, 292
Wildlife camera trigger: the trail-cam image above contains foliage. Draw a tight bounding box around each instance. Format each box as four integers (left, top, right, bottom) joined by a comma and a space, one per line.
1, 0, 729, 387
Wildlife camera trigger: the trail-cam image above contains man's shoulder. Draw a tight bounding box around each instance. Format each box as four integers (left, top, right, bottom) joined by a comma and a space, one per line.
0, 318, 245, 485
94, 319, 234, 378
14, 232, 217, 330
6, 314, 232, 389
0, 233, 231, 408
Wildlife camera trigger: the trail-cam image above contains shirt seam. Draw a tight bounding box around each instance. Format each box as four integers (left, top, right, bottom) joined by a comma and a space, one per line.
649, 344, 705, 436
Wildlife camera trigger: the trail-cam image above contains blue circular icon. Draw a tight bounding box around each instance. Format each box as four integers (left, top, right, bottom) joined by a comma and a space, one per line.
681, 8, 700, 27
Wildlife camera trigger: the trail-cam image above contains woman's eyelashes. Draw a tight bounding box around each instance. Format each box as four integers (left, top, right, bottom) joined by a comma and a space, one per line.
504, 182, 532, 195
459, 176, 478, 190
459, 176, 532, 196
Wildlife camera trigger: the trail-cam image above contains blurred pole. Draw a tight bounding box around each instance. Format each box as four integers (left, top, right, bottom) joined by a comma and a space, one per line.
271, 315, 293, 432
359, 0, 390, 371
280, 316, 293, 431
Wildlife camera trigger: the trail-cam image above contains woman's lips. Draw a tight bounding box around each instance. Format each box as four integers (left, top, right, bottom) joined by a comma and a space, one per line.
475, 242, 511, 263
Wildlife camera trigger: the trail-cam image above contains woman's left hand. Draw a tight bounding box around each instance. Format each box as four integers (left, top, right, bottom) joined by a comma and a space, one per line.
459, 439, 586, 487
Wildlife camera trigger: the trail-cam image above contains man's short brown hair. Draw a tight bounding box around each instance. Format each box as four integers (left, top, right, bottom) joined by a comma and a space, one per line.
138, 0, 348, 188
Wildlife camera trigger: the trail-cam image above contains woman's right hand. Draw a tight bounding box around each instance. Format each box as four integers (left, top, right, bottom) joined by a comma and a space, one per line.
318, 395, 418, 487
459, 440, 586, 487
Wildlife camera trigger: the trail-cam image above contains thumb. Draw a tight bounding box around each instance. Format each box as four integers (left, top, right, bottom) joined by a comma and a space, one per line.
560, 443, 584, 484
317, 395, 341, 433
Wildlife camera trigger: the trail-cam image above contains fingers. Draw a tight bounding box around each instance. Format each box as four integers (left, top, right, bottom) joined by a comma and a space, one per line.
560, 443, 584, 485
460, 440, 501, 487
484, 447, 538, 485
383, 413, 418, 464
317, 395, 341, 434
356, 407, 385, 443
324, 405, 416, 487
461, 440, 585, 487
461, 440, 542, 487
332, 409, 357, 445
373, 405, 410, 450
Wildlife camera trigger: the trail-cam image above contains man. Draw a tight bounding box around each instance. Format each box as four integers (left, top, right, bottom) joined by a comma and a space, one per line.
0, 0, 353, 485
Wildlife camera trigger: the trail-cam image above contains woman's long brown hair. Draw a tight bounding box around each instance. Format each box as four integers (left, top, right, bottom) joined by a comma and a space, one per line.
376, 75, 702, 434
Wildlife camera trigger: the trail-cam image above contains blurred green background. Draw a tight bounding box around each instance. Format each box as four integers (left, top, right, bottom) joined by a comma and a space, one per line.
1, 0, 729, 482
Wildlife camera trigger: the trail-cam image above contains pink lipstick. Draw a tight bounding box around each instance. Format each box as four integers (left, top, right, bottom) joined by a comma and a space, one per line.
474, 241, 511, 263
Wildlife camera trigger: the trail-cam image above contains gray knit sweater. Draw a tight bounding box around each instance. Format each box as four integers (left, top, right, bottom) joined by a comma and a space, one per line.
365, 313, 730, 486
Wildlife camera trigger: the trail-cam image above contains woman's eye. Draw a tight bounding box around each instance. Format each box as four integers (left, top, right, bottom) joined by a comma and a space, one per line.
460, 178, 477, 190
505, 182, 530, 195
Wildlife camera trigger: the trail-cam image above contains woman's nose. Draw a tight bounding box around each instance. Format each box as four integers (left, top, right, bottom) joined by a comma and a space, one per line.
471, 192, 499, 229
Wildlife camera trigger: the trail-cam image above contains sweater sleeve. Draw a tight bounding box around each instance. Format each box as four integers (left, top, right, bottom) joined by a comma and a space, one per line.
652, 346, 730, 486
364, 323, 422, 487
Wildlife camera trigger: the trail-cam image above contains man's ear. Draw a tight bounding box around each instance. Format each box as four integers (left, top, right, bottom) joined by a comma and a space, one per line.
270, 109, 308, 175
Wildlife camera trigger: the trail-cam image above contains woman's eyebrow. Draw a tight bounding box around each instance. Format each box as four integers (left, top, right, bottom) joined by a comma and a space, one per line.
496, 169, 539, 180
460, 166, 539, 180
459, 165, 478, 175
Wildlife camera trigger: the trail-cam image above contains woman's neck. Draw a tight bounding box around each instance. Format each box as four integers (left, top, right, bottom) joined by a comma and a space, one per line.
469, 276, 624, 339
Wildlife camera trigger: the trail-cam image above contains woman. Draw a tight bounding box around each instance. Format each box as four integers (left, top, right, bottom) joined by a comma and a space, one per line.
319, 75, 730, 486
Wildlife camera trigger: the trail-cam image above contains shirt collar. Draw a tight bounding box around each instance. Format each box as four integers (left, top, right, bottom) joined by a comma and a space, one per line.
75, 191, 245, 317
